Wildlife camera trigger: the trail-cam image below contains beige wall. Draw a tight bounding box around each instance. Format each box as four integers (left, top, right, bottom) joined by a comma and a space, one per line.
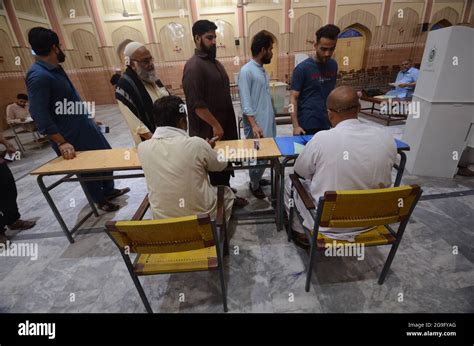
431, 0, 464, 23
0, 0, 473, 120
336, 3, 383, 25
389, 1, 425, 25
0, 15, 16, 43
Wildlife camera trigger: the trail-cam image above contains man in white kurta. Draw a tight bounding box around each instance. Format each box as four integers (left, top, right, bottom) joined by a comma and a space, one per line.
285, 86, 397, 242
138, 96, 234, 222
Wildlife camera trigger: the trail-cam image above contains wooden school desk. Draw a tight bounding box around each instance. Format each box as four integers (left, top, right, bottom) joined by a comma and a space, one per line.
31, 140, 283, 243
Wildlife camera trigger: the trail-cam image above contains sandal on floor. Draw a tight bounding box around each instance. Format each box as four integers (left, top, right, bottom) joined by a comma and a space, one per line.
0, 233, 9, 245
259, 178, 271, 186
98, 201, 120, 213
291, 230, 310, 250
233, 196, 249, 208
105, 187, 130, 201
8, 219, 36, 231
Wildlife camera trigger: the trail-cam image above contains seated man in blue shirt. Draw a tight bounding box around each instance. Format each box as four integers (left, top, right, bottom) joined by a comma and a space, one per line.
385, 59, 419, 99
290, 24, 340, 135
26, 27, 129, 212
237, 30, 276, 199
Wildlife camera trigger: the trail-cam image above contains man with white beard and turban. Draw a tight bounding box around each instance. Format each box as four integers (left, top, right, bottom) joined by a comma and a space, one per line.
115, 42, 171, 146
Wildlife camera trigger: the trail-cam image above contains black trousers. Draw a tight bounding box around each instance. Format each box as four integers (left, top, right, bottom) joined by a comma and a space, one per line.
0, 162, 20, 233
209, 171, 231, 187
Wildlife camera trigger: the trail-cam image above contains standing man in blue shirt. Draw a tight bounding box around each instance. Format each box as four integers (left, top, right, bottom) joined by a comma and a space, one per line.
26, 27, 129, 212
290, 24, 340, 135
386, 59, 419, 99
238, 30, 276, 199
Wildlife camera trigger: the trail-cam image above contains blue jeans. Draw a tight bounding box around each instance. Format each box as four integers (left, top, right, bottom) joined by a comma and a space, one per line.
244, 125, 268, 190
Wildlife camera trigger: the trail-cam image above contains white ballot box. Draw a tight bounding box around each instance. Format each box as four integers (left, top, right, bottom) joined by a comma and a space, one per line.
270, 81, 288, 114
402, 26, 474, 178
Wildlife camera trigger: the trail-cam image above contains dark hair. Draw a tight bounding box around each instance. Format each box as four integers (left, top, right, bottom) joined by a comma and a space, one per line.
153, 96, 187, 128
28, 27, 60, 56
316, 24, 341, 43
17, 93, 28, 100
192, 20, 217, 40
251, 30, 274, 57
110, 74, 121, 86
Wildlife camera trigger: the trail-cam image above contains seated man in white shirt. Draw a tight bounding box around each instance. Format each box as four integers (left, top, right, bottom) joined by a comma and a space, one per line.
138, 95, 234, 222
6, 93, 36, 132
285, 86, 397, 248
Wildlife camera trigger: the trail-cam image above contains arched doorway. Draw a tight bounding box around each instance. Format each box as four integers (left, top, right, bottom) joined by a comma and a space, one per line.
116, 39, 133, 65
214, 19, 236, 58
0, 30, 20, 72
430, 19, 452, 30
71, 29, 102, 68
335, 25, 368, 72
112, 26, 146, 65
292, 13, 322, 53
158, 22, 193, 62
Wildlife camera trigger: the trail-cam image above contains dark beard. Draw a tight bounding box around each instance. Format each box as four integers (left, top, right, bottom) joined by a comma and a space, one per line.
262, 54, 272, 65
200, 41, 216, 60
316, 51, 329, 64
57, 48, 66, 63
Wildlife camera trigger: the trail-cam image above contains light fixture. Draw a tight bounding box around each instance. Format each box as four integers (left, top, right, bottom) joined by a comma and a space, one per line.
121, 0, 140, 17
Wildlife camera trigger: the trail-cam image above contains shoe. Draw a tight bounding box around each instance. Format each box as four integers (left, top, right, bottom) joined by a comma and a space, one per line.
291, 230, 310, 250
249, 182, 266, 199
0, 232, 8, 246
259, 178, 271, 186
105, 187, 130, 201
233, 196, 249, 207
97, 201, 120, 212
457, 167, 474, 177
8, 219, 36, 231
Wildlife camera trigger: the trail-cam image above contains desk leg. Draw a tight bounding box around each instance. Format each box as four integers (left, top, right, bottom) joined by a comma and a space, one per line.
394, 151, 406, 187
13, 126, 26, 153
37, 175, 75, 244
77, 175, 100, 217
270, 159, 275, 200
274, 160, 281, 229
278, 159, 290, 232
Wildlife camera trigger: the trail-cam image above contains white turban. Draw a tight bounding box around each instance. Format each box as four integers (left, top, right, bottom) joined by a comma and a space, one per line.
123, 41, 145, 62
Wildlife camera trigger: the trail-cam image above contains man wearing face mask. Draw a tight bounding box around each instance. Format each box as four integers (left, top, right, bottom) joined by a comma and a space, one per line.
290, 24, 340, 136
26, 27, 129, 213
237, 30, 276, 199
115, 42, 170, 146
183, 20, 248, 207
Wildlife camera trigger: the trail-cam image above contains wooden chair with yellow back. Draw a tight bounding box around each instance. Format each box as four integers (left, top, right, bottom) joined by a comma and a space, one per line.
105, 186, 230, 312
288, 174, 422, 292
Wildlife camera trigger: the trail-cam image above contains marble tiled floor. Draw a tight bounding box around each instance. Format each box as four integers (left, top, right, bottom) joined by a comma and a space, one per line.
1, 103, 473, 313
